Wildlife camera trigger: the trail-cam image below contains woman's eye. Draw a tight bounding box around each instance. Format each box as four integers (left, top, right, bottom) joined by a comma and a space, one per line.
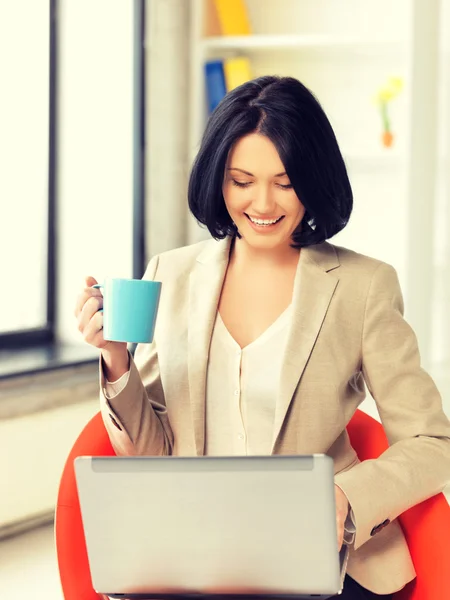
231, 180, 292, 189
232, 180, 251, 188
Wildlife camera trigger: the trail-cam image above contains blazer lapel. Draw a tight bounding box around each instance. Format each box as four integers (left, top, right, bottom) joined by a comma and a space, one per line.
188, 237, 232, 456
271, 243, 340, 452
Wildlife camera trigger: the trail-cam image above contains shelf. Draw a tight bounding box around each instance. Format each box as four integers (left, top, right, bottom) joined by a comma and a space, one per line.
201, 34, 406, 53
343, 152, 406, 170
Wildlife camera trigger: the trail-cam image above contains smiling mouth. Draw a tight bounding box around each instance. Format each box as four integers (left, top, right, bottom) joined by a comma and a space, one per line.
245, 214, 285, 226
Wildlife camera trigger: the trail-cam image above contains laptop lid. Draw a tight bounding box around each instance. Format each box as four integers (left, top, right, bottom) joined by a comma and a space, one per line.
75, 454, 346, 599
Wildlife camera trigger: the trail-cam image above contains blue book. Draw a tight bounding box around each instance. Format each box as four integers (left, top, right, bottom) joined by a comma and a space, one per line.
204, 60, 227, 114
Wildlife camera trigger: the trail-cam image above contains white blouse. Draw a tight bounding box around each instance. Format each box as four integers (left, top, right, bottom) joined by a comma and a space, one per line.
205, 306, 292, 456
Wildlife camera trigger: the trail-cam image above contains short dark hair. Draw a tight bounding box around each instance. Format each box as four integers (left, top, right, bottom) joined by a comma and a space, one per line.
188, 75, 353, 248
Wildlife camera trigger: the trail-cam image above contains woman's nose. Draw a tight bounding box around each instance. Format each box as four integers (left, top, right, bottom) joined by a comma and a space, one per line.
251, 186, 275, 214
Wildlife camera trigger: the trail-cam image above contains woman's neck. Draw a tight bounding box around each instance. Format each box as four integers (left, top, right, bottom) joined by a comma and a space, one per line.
230, 236, 300, 270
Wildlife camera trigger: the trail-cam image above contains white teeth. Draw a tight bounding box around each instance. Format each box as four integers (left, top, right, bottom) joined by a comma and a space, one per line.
249, 216, 282, 226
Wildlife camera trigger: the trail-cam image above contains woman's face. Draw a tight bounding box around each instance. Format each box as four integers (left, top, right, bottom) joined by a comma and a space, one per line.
223, 133, 305, 253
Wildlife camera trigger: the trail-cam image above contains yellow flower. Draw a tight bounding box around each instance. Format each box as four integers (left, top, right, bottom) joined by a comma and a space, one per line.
387, 76, 403, 95
373, 76, 404, 104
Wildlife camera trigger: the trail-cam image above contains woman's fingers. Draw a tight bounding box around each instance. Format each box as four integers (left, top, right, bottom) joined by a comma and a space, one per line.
77, 294, 103, 335
74, 285, 103, 319
334, 485, 349, 551
75, 278, 126, 353
81, 308, 105, 346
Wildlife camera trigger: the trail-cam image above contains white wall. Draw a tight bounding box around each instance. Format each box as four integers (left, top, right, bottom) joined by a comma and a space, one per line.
432, 0, 450, 367
146, 0, 191, 259
1, 399, 97, 527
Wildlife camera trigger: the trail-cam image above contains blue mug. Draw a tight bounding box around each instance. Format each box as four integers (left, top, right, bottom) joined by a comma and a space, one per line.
93, 278, 161, 344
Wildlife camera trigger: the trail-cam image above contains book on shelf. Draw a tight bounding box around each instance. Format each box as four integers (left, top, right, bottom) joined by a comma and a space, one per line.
205, 56, 253, 114
212, 0, 251, 36
223, 56, 252, 91
204, 60, 227, 114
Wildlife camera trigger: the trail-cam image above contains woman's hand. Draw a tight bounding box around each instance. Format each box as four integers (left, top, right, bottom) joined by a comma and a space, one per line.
75, 276, 103, 346
75, 276, 129, 379
75, 276, 116, 350
335, 484, 350, 551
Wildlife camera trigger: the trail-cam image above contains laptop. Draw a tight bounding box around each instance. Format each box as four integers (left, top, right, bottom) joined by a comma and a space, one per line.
74, 454, 349, 599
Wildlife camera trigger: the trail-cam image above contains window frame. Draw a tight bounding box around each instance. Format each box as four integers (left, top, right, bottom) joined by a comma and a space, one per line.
133, 0, 146, 281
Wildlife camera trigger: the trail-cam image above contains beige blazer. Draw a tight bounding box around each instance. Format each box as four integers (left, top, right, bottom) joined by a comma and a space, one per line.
100, 237, 450, 595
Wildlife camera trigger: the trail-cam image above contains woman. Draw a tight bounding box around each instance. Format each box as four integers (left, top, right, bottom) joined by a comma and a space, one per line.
75, 76, 450, 599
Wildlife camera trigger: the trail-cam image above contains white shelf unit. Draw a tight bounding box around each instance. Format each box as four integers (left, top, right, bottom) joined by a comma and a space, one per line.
201, 34, 405, 52
188, 1, 411, 163
187, 0, 443, 367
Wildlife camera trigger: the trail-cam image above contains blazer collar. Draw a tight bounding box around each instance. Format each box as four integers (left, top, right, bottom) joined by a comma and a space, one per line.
188, 236, 340, 456
188, 237, 231, 455
196, 236, 233, 265
271, 244, 340, 451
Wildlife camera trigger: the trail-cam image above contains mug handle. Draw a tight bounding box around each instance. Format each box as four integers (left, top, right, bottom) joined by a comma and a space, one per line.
92, 284, 103, 311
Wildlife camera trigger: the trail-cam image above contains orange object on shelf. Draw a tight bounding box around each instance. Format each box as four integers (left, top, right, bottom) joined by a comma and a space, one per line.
382, 130, 394, 148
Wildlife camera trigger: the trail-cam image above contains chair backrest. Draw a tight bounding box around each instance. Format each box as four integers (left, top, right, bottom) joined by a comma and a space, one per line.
347, 410, 450, 600
55, 409, 450, 599
55, 411, 115, 600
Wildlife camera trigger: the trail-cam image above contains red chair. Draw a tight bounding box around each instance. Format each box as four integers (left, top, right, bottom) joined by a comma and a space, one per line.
55, 410, 450, 599
347, 410, 450, 599
55, 412, 114, 600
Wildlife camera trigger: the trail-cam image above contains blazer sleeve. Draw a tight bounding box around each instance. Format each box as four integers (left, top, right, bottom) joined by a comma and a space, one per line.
99, 254, 174, 456
334, 262, 450, 550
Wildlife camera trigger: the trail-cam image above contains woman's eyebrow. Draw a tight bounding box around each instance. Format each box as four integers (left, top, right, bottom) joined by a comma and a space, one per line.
227, 167, 287, 177
227, 167, 253, 176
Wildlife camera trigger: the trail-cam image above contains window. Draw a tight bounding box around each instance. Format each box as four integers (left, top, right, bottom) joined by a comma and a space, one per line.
1, 0, 145, 355
0, 0, 56, 346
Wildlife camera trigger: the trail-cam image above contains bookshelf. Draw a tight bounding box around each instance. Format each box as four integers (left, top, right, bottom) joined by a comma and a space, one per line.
189, 1, 411, 161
